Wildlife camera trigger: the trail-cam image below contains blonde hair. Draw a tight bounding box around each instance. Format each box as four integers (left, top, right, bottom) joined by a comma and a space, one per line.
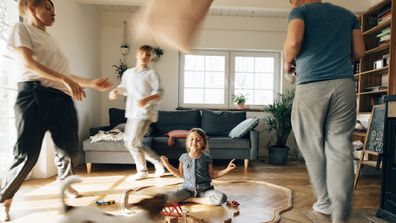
18, 0, 53, 16
185, 128, 209, 153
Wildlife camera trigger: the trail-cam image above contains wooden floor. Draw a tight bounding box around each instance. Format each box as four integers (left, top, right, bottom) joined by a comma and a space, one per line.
8, 159, 383, 223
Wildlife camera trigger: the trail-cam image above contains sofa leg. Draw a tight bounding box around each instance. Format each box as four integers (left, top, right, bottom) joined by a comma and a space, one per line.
86, 163, 92, 174
244, 159, 249, 168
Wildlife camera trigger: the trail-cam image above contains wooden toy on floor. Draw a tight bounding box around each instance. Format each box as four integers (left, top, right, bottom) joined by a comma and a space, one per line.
95, 199, 116, 206
164, 216, 178, 223
161, 203, 183, 217
226, 200, 240, 209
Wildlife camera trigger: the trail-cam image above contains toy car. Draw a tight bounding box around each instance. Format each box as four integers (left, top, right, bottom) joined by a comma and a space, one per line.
95, 199, 116, 206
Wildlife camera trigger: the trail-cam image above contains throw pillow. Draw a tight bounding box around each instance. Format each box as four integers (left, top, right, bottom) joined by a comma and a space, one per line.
155, 110, 201, 135
228, 118, 260, 138
166, 130, 190, 146
201, 110, 246, 136
109, 108, 127, 127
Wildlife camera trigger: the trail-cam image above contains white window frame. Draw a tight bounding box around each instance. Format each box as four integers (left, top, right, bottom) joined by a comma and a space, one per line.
179, 49, 281, 109
230, 51, 281, 109
179, 50, 230, 109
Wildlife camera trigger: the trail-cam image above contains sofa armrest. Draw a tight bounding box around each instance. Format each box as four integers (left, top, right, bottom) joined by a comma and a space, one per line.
249, 129, 259, 160
89, 126, 112, 136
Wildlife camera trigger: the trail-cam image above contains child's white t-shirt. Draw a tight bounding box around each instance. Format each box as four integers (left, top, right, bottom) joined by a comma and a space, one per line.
118, 67, 163, 122
6, 22, 71, 94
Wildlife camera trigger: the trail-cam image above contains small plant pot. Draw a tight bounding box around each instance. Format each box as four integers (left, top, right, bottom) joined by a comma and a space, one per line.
268, 145, 289, 165
236, 103, 245, 109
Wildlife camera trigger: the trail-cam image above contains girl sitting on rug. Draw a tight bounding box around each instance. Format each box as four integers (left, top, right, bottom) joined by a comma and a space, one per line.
160, 128, 236, 205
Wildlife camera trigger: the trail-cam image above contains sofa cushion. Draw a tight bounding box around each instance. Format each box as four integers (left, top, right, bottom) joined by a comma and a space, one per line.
229, 118, 259, 138
152, 137, 187, 150
209, 137, 250, 149
151, 137, 249, 154
109, 108, 127, 127
154, 110, 201, 135
201, 110, 246, 136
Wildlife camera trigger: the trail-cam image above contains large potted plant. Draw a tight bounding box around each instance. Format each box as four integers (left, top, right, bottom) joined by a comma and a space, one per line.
263, 88, 295, 164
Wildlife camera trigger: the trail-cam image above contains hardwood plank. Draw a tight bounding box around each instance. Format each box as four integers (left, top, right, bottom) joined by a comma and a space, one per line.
4, 160, 382, 223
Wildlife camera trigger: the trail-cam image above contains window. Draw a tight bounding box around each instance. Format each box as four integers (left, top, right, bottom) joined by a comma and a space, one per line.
0, 0, 19, 179
179, 50, 280, 109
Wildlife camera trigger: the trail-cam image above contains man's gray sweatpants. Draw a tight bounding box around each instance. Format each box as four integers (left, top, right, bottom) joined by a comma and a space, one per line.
291, 78, 356, 222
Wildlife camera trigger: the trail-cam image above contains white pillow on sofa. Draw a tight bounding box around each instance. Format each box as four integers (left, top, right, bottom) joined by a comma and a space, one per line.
228, 118, 259, 138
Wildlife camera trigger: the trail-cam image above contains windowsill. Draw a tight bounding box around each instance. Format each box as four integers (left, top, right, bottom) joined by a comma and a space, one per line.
176, 107, 264, 112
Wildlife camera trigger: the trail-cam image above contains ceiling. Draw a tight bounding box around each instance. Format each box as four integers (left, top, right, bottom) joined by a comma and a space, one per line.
95, 4, 289, 18
80, 0, 373, 18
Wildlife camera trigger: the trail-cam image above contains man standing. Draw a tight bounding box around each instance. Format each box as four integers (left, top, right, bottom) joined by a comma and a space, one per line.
284, 1, 365, 222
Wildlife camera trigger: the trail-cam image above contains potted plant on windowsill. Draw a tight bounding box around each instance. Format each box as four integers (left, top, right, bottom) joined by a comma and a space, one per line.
263, 88, 295, 164
232, 93, 247, 109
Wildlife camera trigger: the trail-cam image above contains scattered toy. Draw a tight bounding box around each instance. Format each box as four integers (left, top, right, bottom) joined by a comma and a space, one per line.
226, 200, 240, 208
224, 218, 232, 223
165, 216, 178, 223
161, 202, 183, 217
95, 199, 116, 206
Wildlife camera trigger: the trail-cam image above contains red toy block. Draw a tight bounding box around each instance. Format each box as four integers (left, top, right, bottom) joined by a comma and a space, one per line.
161, 203, 183, 217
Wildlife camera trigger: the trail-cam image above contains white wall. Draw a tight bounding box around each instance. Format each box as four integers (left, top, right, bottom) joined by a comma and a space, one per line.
51, 0, 102, 138
32, 0, 101, 178
100, 13, 289, 122
99, 12, 299, 158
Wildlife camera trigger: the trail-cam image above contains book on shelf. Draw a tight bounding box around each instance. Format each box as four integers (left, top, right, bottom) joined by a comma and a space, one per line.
379, 35, 391, 43
378, 7, 391, 17
378, 10, 391, 23
376, 7, 391, 24
382, 74, 389, 86
379, 15, 391, 24
377, 27, 391, 37
366, 86, 388, 92
377, 27, 391, 43
379, 40, 391, 46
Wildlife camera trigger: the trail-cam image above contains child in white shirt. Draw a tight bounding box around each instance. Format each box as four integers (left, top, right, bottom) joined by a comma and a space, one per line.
109, 45, 165, 181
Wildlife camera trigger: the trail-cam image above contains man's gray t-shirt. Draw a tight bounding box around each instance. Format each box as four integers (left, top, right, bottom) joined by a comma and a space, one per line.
288, 2, 360, 85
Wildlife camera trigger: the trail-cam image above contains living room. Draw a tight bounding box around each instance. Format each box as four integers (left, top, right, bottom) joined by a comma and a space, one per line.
0, 0, 393, 222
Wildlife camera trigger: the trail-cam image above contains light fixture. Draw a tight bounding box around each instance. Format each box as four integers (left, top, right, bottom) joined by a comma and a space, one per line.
121, 21, 129, 57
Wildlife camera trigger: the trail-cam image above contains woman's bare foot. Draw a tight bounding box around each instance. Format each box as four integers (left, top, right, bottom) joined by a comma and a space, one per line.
65, 186, 81, 198
0, 199, 12, 221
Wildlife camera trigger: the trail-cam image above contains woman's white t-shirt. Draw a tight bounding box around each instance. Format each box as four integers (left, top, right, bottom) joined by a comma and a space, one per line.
7, 22, 71, 94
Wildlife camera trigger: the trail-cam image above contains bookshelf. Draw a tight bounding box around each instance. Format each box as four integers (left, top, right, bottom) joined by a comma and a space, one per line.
354, 0, 396, 113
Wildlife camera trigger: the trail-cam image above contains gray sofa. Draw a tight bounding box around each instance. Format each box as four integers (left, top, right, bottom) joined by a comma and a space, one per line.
83, 108, 259, 173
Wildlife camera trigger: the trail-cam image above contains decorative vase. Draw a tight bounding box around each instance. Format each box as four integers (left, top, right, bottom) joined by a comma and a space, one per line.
268, 145, 289, 165
236, 103, 245, 109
